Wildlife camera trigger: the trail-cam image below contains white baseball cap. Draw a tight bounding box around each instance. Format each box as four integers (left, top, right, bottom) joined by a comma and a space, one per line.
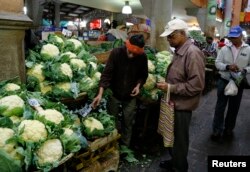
160, 18, 188, 37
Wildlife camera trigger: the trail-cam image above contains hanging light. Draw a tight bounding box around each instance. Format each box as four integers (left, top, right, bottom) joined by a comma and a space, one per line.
122, 1, 132, 14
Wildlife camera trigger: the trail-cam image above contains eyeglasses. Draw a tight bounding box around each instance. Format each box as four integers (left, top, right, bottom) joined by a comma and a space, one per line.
167, 30, 180, 39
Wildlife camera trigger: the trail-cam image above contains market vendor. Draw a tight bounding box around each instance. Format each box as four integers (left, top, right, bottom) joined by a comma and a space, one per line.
91, 34, 148, 147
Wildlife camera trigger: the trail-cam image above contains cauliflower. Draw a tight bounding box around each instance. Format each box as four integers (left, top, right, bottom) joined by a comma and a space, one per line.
143, 73, 156, 90
36, 139, 63, 166
9, 116, 22, 124
38, 109, 64, 124
18, 120, 47, 142
27, 64, 45, 82
70, 58, 86, 69
60, 63, 73, 79
148, 60, 156, 73
92, 72, 101, 85
67, 39, 82, 50
83, 117, 104, 132
39, 82, 52, 94
40, 43, 60, 60
61, 52, 77, 59
55, 82, 71, 92
0, 95, 24, 117
4, 83, 21, 92
63, 128, 74, 136
0, 128, 21, 160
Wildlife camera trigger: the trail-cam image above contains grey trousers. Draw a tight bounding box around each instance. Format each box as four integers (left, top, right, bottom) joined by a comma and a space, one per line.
170, 110, 192, 172
107, 96, 137, 146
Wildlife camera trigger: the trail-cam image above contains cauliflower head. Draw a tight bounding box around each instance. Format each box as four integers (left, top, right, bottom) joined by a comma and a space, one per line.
0, 128, 22, 160
27, 64, 45, 82
148, 60, 156, 73
0, 95, 24, 117
143, 73, 156, 90
61, 52, 77, 59
39, 109, 64, 124
36, 139, 63, 166
60, 63, 73, 79
63, 128, 74, 136
9, 116, 22, 124
39, 82, 52, 94
40, 43, 60, 59
67, 39, 82, 50
18, 120, 47, 142
83, 117, 104, 132
4, 83, 21, 92
70, 58, 86, 69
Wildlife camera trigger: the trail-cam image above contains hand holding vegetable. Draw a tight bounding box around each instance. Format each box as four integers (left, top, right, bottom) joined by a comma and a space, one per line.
156, 82, 168, 92
226, 64, 239, 72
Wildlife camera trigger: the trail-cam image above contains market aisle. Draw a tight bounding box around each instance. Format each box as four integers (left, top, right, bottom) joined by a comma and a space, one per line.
119, 78, 250, 172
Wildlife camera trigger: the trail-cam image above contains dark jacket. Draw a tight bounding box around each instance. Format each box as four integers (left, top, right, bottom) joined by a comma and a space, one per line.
99, 46, 148, 100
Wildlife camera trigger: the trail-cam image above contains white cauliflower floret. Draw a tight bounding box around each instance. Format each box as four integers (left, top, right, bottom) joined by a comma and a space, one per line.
36, 139, 63, 166
63, 128, 74, 136
54, 35, 64, 44
27, 64, 45, 82
70, 58, 86, 69
41, 43, 60, 58
60, 63, 73, 78
83, 117, 104, 132
143, 73, 156, 90
39, 82, 52, 94
39, 109, 64, 124
67, 39, 82, 49
9, 116, 22, 124
0, 95, 24, 117
0, 128, 15, 152
0, 128, 22, 160
148, 60, 156, 73
4, 83, 21, 91
18, 120, 47, 142
55, 82, 71, 92
61, 52, 77, 59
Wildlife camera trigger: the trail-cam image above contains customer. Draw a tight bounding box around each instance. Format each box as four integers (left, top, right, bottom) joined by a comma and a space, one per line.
91, 34, 148, 147
157, 19, 205, 172
211, 26, 250, 141
202, 36, 217, 58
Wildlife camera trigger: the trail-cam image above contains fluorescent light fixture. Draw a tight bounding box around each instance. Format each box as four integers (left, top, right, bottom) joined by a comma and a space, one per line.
122, 1, 132, 14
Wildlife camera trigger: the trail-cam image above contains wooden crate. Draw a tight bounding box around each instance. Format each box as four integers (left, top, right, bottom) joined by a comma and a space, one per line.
70, 130, 120, 171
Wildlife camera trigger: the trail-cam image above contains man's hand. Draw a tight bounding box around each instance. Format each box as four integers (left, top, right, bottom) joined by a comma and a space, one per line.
227, 64, 239, 72
91, 95, 102, 109
131, 85, 140, 96
156, 82, 168, 92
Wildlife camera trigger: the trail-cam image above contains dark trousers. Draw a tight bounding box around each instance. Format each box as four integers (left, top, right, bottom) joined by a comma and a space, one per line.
107, 96, 137, 146
169, 110, 192, 172
212, 78, 244, 134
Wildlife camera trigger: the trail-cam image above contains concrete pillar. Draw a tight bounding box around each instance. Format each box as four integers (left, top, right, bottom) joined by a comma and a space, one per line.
140, 0, 172, 51
222, 0, 233, 36
26, 0, 45, 28
205, 0, 217, 37
0, 0, 32, 82
55, 0, 61, 28
231, 0, 242, 26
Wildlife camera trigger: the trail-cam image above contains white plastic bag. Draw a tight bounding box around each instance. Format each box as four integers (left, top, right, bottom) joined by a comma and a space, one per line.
224, 80, 238, 96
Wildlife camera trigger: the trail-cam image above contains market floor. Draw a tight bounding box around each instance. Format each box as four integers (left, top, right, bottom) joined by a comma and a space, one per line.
118, 80, 250, 172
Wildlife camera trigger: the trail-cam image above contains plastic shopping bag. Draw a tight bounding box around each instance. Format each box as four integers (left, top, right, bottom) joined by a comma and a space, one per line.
224, 80, 238, 96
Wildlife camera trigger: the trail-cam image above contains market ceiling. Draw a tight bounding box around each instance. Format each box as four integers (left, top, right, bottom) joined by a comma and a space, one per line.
44, 0, 199, 25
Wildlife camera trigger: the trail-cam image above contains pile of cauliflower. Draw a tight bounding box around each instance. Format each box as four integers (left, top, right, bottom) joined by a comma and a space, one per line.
0, 83, 87, 171
26, 33, 103, 100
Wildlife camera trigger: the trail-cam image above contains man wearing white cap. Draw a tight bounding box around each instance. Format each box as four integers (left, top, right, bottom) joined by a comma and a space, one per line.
156, 18, 205, 172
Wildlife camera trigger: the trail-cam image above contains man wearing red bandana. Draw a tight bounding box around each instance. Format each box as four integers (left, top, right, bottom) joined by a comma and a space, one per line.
92, 34, 148, 146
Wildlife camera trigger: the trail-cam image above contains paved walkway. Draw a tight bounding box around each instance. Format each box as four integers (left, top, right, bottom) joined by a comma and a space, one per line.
119, 77, 250, 172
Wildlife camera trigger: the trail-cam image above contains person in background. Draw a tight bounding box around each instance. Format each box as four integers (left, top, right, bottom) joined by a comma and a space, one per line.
91, 34, 148, 147
157, 19, 205, 172
211, 25, 250, 141
202, 36, 217, 58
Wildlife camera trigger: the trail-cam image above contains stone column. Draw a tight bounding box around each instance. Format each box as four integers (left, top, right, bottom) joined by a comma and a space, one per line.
140, 0, 172, 51
0, 0, 32, 82
223, 0, 233, 36
55, 0, 61, 28
204, 0, 217, 37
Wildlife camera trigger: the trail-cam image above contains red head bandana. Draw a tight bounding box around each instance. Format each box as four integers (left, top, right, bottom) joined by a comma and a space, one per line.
125, 40, 144, 55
